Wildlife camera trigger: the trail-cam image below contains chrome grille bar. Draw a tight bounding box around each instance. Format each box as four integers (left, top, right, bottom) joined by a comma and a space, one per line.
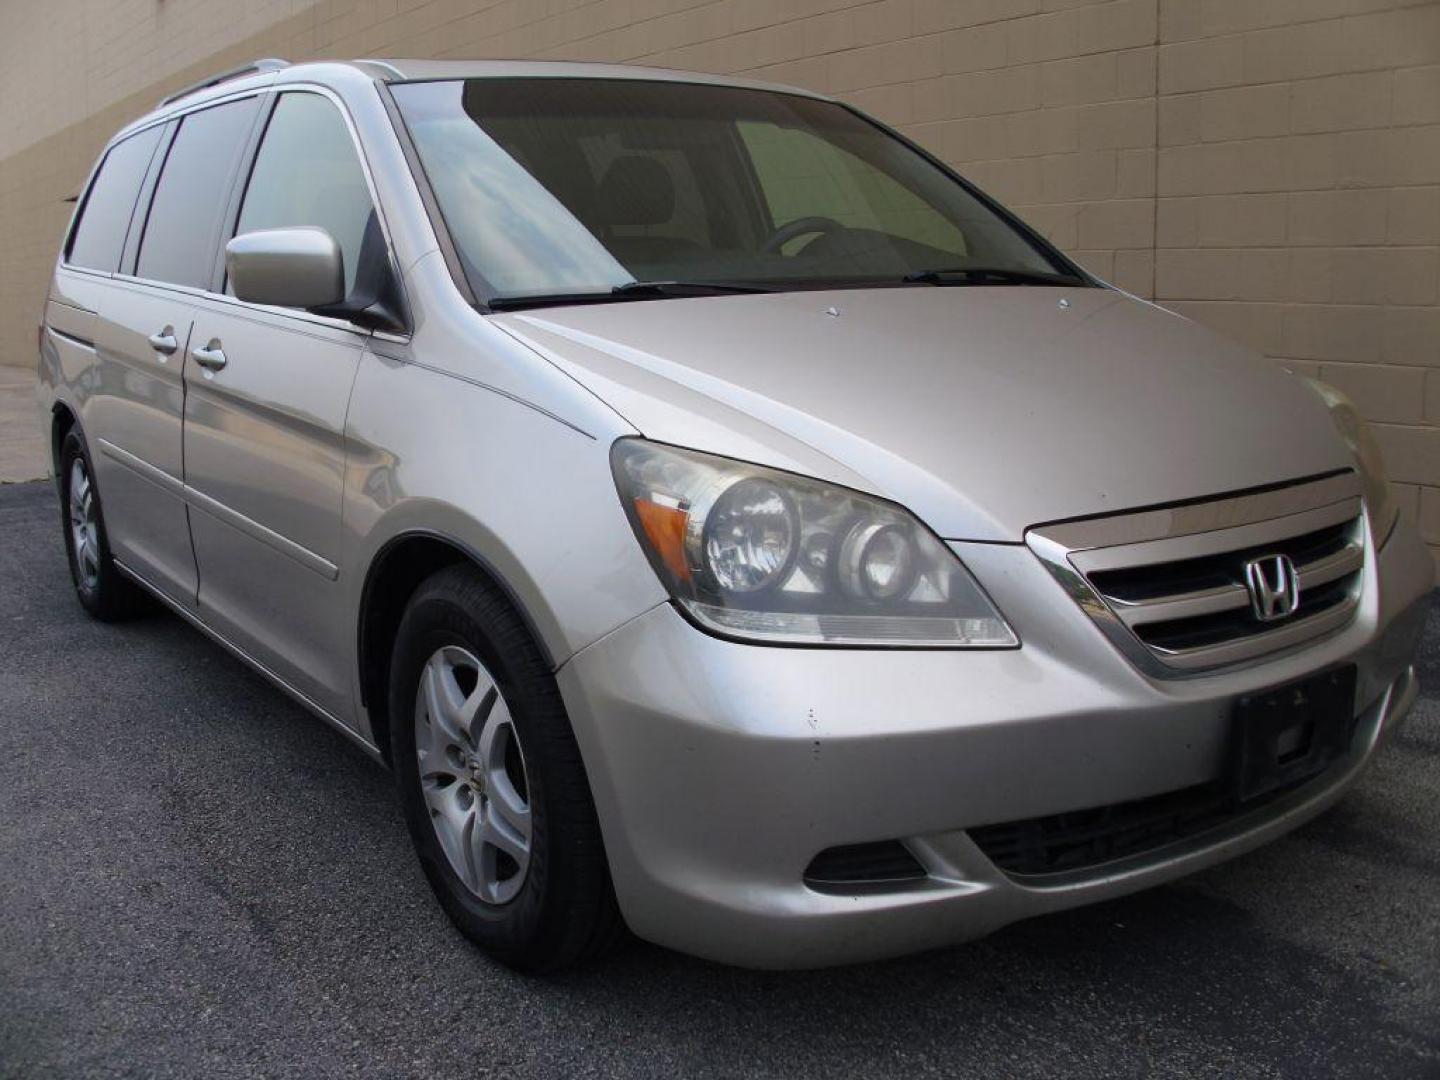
1111, 582, 1249, 628
1146, 602, 1358, 670
1297, 542, 1363, 590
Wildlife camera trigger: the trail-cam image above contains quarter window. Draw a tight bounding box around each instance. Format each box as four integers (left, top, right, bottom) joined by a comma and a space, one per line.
66, 126, 163, 273
136, 97, 260, 288
234, 93, 376, 299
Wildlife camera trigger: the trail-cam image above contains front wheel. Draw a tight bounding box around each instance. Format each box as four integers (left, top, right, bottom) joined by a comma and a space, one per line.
388, 564, 622, 972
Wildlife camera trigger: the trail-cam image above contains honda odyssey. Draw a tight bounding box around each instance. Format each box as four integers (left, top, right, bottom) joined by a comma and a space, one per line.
37, 58, 1434, 970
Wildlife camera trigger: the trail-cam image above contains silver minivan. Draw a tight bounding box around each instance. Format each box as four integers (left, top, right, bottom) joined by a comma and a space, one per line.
37, 58, 1434, 971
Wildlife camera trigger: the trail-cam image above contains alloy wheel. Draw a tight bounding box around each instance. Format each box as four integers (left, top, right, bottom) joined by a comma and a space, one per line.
68, 457, 100, 591
413, 645, 533, 904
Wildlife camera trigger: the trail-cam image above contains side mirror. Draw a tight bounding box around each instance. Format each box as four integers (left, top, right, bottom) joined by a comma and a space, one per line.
226, 227, 345, 310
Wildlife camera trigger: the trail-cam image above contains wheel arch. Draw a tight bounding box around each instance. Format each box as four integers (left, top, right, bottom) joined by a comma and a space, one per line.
50, 400, 79, 479
356, 528, 558, 765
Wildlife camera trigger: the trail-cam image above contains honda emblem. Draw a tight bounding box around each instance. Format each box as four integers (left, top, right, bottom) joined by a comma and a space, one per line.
1244, 554, 1300, 622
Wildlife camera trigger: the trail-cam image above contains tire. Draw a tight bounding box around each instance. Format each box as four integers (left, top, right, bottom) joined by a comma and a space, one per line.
388, 563, 622, 972
58, 428, 150, 621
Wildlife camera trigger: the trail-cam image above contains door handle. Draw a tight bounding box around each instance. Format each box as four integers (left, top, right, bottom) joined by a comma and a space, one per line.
191, 340, 227, 372
147, 326, 178, 356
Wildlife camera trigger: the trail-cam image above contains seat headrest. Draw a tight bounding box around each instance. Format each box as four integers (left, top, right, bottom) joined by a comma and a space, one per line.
595, 156, 675, 228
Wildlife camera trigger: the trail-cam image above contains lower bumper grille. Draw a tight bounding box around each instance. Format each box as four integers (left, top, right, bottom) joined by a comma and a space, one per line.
968, 760, 1338, 879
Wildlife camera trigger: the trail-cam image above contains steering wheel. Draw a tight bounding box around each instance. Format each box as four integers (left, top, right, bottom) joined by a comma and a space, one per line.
761, 215, 847, 255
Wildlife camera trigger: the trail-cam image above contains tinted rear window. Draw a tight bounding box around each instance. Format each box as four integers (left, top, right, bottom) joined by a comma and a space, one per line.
136, 97, 260, 288
66, 126, 163, 272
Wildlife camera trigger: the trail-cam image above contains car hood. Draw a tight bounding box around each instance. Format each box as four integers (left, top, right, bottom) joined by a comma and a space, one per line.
491, 287, 1350, 541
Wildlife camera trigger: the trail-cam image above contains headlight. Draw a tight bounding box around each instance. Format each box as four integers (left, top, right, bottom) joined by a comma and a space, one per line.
611, 439, 1017, 647
1303, 378, 1399, 541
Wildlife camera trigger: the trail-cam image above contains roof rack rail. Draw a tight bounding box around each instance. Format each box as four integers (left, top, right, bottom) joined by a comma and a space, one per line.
158, 58, 289, 108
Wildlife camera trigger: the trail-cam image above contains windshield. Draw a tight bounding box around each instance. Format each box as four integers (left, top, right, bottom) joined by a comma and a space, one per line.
391, 78, 1080, 305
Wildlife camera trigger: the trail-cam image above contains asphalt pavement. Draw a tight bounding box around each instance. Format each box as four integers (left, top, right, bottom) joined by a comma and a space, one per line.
1, 480, 1437, 1079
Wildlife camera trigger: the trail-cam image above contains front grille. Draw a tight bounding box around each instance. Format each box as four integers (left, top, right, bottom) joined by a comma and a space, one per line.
969, 761, 1338, 878
1092, 518, 1361, 655
1028, 473, 1366, 675
803, 841, 927, 890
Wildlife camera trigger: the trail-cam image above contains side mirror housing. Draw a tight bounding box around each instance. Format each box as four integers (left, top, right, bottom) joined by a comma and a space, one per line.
226, 227, 345, 310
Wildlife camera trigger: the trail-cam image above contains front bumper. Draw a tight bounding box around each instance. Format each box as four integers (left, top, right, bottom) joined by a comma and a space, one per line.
557, 518, 1433, 969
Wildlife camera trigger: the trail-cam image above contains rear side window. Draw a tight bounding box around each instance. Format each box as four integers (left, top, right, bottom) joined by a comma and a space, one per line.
233, 92, 376, 299
136, 97, 260, 288
66, 126, 163, 272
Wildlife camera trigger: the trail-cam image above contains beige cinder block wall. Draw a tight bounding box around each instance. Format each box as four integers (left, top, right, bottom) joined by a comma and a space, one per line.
1, 0, 1436, 569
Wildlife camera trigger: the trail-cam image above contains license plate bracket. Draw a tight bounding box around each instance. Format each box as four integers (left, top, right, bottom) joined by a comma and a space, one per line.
1230, 665, 1358, 803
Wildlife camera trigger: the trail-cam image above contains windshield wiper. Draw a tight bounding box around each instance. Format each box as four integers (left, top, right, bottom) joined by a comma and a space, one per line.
487, 280, 773, 311
902, 266, 1085, 287
613, 280, 774, 298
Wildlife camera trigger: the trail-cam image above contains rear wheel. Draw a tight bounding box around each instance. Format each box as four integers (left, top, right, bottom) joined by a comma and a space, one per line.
58, 429, 149, 621
388, 564, 622, 972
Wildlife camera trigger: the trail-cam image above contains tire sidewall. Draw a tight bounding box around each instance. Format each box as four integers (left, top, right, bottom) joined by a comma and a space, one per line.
59, 429, 108, 613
